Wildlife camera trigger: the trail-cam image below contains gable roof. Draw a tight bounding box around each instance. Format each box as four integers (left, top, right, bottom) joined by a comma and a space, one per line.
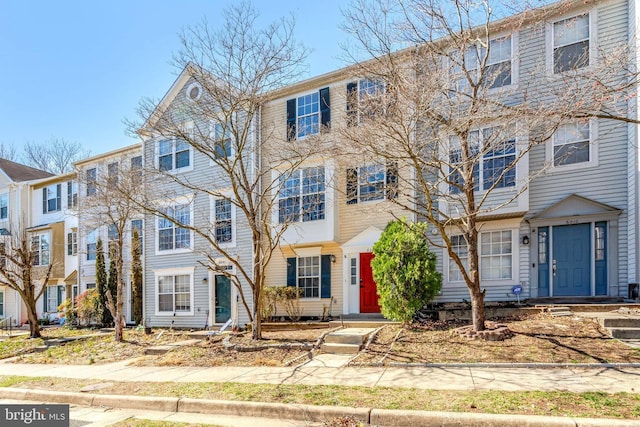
0, 158, 53, 182
528, 194, 622, 221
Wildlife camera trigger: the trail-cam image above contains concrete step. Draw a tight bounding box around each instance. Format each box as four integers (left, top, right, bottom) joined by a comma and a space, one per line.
145, 339, 202, 355
608, 327, 640, 339
320, 342, 361, 354
600, 318, 640, 328
329, 320, 398, 328
324, 328, 373, 345
547, 306, 571, 313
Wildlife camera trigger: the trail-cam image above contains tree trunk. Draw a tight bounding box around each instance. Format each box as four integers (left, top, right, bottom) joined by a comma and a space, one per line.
471, 286, 486, 331
251, 310, 262, 340
26, 305, 41, 339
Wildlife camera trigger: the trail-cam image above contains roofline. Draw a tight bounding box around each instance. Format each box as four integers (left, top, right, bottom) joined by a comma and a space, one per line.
28, 171, 77, 187
73, 143, 142, 167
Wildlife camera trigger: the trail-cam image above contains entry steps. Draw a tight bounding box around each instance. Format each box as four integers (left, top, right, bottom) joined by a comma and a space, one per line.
545, 306, 573, 317
598, 316, 640, 340
321, 328, 375, 354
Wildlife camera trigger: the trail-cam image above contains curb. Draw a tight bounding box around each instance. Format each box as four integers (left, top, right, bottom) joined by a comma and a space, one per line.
0, 387, 638, 427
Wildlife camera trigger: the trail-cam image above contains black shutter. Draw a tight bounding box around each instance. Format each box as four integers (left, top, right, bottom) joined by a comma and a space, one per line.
286, 98, 296, 141
67, 181, 72, 208
57, 286, 62, 309
319, 87, 331, 130
42, 188, 47, 214
67, 233, 72, 256
346, 82, 358, 127
386, 162, 398, 200
286, 257, 297, 287
56, 184, 62, 211
43, 287, 48, 312
346, 168, 358, 205
320, 255, 331, 299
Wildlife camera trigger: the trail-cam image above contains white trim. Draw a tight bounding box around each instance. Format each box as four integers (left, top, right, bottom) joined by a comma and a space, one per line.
546, 8, 598, 76
210, 192, 236, 249
155, 197, 195, 255
294, 90, 321, 139
153, 266, 195, 317
546, 118, 599, 172
154, 138, 194, 174
186, 82, 202, 102
292, 246, 322, 258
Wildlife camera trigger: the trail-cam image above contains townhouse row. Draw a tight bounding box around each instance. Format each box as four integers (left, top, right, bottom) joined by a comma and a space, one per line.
0, 0, 638, 328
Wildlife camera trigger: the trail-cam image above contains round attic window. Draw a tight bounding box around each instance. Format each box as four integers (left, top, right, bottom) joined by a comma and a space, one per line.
186, 82, 202, 102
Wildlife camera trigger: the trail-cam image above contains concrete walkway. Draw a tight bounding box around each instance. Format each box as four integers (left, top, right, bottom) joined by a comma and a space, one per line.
1, 360, 640, 393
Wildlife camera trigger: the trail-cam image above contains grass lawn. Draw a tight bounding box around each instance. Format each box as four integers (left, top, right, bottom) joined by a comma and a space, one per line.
1, 375, 639, 420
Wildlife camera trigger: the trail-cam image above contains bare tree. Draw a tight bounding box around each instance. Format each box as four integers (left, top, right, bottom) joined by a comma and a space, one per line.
79, 154, 143, 342
0, 142, 19, 162
24, 138, 90, 174
341, 0, 640, 331
0, 222, 54, 338
133, 1, 316, 340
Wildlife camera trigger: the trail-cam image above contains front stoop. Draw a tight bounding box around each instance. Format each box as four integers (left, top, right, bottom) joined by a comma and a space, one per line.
321, 328, 375, 354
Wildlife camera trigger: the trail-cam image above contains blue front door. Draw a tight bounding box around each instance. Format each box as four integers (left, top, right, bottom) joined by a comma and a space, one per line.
553, 224, 590, 296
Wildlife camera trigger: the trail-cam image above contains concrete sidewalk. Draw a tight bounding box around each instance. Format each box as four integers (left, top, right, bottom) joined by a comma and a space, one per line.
0, 360, 639, 393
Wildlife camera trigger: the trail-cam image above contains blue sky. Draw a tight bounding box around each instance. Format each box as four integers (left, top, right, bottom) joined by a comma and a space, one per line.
0, 1, 347, 155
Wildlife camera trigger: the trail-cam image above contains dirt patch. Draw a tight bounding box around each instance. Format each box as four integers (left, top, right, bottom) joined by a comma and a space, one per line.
133, 328, 324, 367
354, 313, 640, 365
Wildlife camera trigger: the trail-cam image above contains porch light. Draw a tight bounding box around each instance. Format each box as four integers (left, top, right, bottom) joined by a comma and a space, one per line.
522, 235, 530, 245
202, 277, 208, 285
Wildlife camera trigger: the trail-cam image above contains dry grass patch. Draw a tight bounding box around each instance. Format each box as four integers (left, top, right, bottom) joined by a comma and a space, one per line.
10, 329, 192, 365
2, 376, 639, 420
356, 313, 640, 365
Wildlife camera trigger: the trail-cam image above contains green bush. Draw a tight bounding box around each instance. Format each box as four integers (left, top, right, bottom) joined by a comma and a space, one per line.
372, 219, 442, 323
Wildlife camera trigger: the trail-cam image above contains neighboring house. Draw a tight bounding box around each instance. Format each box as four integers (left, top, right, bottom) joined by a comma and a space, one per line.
29, 173, 79, 321
0, 159, 52, 325
75, 144, 143, 324
435, 0, 634, 304
137, 68, 255, 328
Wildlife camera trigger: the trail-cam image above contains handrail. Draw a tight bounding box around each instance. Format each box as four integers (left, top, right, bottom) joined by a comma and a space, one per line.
0, 316, 13, 337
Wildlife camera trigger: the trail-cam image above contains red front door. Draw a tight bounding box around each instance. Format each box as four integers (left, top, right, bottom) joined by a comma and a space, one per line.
359, 252, 380, 313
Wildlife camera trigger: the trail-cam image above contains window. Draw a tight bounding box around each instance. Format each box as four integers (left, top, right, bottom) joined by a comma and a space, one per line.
131, 219, 143, 255
484, 36, 512, 88
553, 121, 591, 166
158, 139, 190, 171
157, 204, 191, 251
42, 184, 61, 213
86, 283, 96, 290
67, 181, 78, 209
297, 256, 320, 298
213, 123, 232, 159
0, 194, 7, 220
67, 231, 77, 256
86, 168, 97, 196
157, 274, 192, 314
346, 79, 386, 126
131, 156, 142, 179
278, 167, 325, 223
107, 223, 118, 254
108, 162, 119, 185
538, 230, 548, 264
595, 223, 606, 261
480, 230, 512, 280
449, 235, 468, 282
0, 242, 6, 269
553, 13, 590, 73
350, 258, 358, 286
45, 285, 61, 312
449, 128, 515, 193
86, 228, 97, 261
449, 231, 513, 281
31, 233, 50, 266
286, 87, 330, 141
346, 163, 398, 204
214, 199, 233, 244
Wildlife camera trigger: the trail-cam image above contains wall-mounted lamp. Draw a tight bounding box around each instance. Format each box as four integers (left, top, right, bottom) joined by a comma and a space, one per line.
202, 277, 208, 285
330, 254, 336, 263
522, 235, 530, 245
